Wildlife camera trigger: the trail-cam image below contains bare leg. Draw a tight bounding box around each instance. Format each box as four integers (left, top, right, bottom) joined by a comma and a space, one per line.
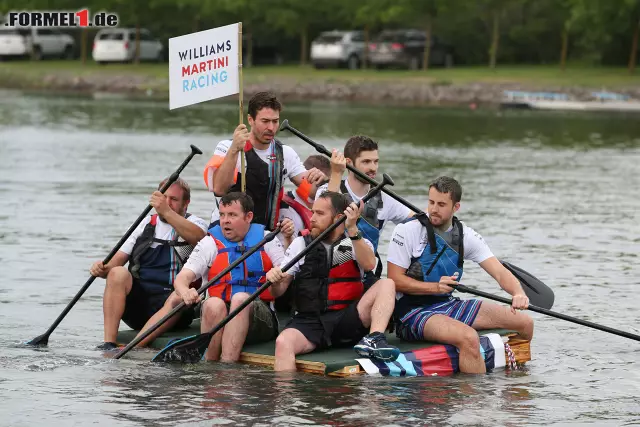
274, 328, 316, 372
133, 292, 183, 347
103, 266, 132, 343
423, 314, 486, 374
357, 278, 396, 332
220, 292, 252, 362
471, 301, 534, 341
200, 297, 227, 361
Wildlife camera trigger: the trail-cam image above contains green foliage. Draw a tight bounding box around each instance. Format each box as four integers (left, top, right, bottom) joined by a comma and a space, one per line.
2, 0, 638, 66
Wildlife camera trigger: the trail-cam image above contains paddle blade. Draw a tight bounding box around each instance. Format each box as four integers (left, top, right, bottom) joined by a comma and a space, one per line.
25, 333, 49, 347
501, 261, 555, 309
151, 333, 211, 363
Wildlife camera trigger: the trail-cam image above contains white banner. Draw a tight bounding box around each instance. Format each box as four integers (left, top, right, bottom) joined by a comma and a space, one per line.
168, 23, 240, 110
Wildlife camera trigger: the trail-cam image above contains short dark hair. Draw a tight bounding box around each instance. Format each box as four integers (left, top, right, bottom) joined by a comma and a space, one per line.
429, 176, 462, 204
248, 91, 282, 119
303, 154, 331, 176
219, 192, 254, 214
344, 135, 378, 163
317, 191, 349, 216
158, 177, 190, 202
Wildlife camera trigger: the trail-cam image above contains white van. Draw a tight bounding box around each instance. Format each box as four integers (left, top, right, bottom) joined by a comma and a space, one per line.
0, 27, 75, 60
92, 28, 163, 63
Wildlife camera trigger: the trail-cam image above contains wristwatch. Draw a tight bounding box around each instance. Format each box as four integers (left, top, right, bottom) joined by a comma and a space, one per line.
348, 230, 363, 241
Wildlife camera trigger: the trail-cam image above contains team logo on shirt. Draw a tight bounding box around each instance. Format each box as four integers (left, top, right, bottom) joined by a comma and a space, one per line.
392, 238, 404, 246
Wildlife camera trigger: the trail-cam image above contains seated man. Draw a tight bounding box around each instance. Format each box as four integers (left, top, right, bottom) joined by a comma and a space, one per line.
318, 137, 413, 285
90, 178, 208, 350
266, 191, 400, 372
387, 176, 534, 374
173, 192, 294, 362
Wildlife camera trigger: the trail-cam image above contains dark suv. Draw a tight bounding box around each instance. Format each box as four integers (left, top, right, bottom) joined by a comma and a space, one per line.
369, 29, 453, 70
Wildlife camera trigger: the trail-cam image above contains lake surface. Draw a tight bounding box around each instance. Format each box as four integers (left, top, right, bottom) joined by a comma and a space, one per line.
1, 91, 639, 426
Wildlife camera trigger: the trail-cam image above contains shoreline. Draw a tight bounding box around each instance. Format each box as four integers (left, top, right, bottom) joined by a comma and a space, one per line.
1, 62, 639, 108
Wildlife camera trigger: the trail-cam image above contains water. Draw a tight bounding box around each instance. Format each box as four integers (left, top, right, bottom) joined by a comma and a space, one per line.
1, 91, 639, 426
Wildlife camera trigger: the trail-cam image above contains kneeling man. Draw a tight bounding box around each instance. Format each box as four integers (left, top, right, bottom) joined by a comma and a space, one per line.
387, 176, 534, 374
266, 191, 400, 372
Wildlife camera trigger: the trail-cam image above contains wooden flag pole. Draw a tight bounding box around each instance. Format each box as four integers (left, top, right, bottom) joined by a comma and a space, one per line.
238, 22, 246, 193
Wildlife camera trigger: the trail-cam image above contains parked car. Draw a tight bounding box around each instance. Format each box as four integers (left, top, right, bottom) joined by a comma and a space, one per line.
369, 29, 453, 70
310, 30, 366, 70
0, 27, 75, 60
92, 28, 163, 64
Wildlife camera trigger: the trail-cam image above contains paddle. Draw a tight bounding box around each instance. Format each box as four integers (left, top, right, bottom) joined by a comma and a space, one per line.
113, 226, 282, 359
26, 145, 203, 347
454, 284, 640, 342
152, 173, 396, 363
279, 119, 555, 310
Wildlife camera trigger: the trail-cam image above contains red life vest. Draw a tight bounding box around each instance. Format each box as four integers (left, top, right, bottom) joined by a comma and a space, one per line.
206, 223, 275, 302
293, 235, 363, 313
282, 191, 312, 230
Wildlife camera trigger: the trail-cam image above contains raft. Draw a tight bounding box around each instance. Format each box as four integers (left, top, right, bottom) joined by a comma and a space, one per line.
117, 313, 531, 377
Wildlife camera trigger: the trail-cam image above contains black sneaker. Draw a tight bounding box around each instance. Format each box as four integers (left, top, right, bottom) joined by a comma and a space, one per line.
354, 332, 400, 361
95, 342, 118, 351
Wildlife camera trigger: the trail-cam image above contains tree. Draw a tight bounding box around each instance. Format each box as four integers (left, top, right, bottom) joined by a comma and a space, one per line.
266, 0, 332, 66
352, 0, 394, 69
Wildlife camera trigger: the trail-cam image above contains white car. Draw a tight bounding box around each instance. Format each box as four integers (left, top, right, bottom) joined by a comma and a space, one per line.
92, 28, 163, 64
310, 31, 366, 70
0, 27, 75, 60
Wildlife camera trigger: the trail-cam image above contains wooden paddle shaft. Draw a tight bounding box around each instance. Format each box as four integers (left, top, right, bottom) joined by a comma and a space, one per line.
238, 22, 246, 193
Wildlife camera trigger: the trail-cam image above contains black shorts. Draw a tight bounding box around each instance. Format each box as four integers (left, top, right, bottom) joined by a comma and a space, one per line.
284, 301, 368, 349
122, 280, 194, 331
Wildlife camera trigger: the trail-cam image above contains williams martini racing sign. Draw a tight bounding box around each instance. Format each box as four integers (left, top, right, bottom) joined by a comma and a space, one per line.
169, 23, 240, 110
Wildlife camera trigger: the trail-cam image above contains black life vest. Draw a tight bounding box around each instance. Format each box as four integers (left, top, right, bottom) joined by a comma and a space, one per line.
229, 139, 285, 231
293, 235, 364, 314
128, 214, 195, 294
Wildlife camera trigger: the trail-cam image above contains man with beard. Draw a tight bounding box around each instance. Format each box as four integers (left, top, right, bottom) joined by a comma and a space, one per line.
266, 191, 400, 371
89, 178, 208, 350
317, 136, 413, 283
387, 176, 534, 374
203, 92, 327, 231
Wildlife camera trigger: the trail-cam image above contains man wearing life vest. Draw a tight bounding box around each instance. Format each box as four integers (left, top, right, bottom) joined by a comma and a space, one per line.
203, 91, 327, 231
173, 192, 294, 362
317, 136, 413, 282
89, 178, 208, 351
265, 191, 400, 371
387, 176, 534, 374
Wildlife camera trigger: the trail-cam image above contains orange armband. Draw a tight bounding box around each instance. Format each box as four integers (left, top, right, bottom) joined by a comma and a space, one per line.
296, 178, 313, 203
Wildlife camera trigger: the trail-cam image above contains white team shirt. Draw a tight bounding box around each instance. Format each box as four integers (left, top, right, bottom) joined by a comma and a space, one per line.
206, 139, 307, 223
316, 179, 411, 229
120, 214, 208, 255
183, 230, 286, 280
281, 234, 376, 278
387, 216, 494, 270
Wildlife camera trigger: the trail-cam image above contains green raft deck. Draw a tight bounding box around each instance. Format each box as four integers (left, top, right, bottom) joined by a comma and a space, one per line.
117, 314, 531, 377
